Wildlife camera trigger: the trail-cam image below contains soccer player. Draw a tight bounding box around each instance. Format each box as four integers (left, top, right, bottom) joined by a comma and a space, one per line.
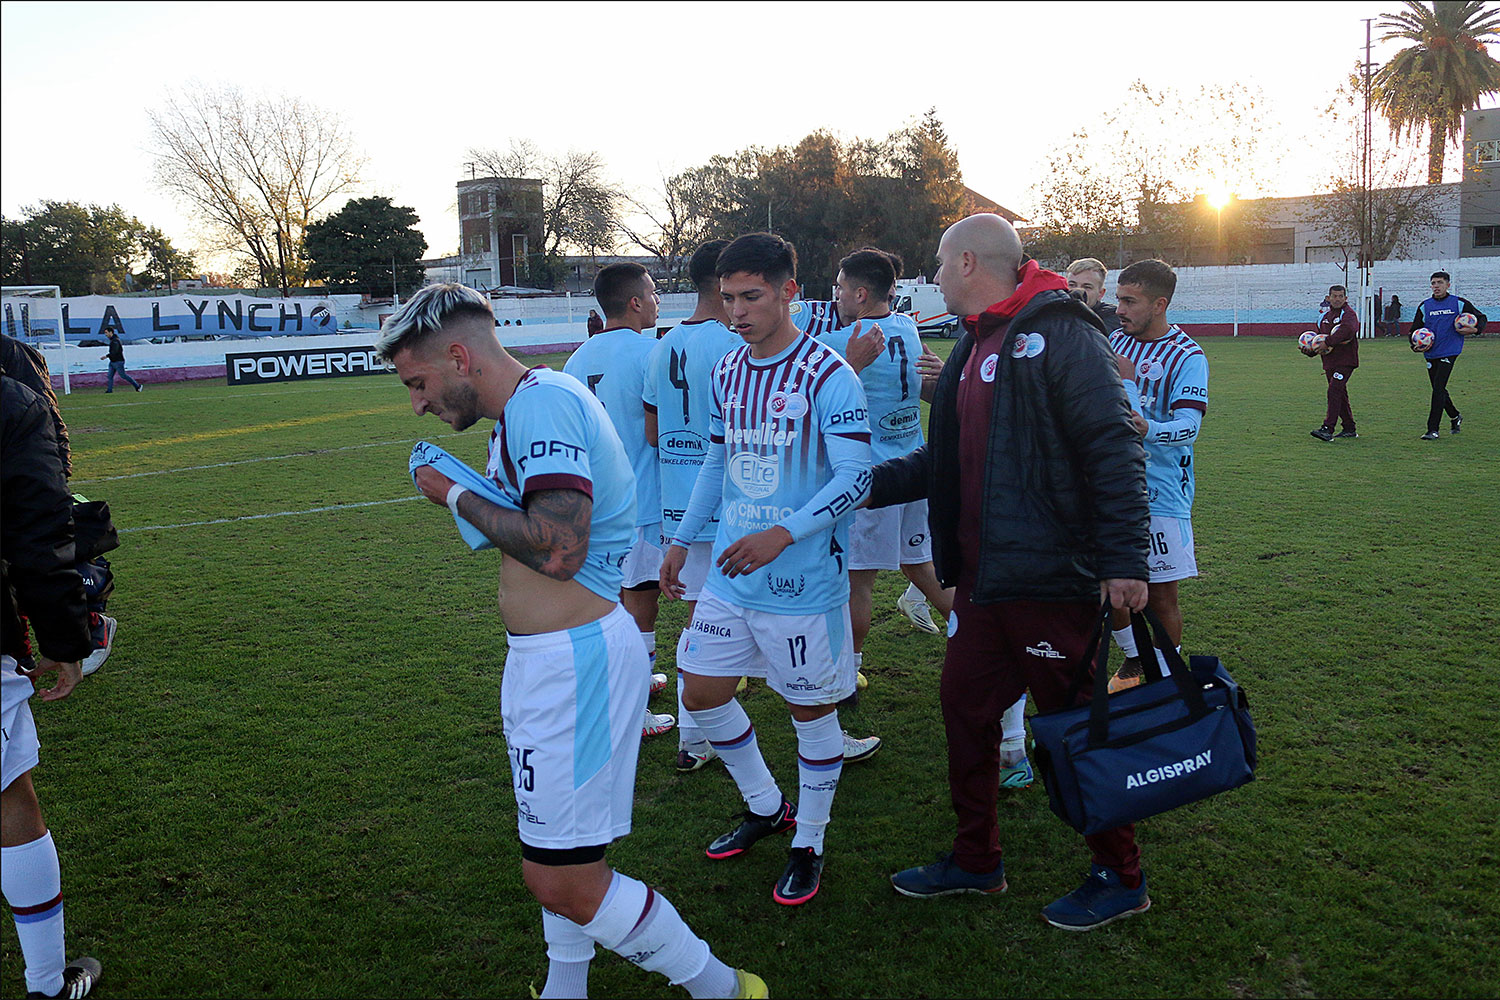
1065, 258, 1121, 332
660, 233, 872, 906
1107, 259, 1207, 690
643, 240, 741, 771
564, 263, 675, 739
380, 285, 765, 1000
1309, 284, 1360, 442
1411, 271, 1487, 440
3, 375, 103, 1000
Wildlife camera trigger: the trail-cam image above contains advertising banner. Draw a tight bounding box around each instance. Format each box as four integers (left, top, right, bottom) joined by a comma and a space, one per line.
225, 344, 391, 386
1, 294, 340, 344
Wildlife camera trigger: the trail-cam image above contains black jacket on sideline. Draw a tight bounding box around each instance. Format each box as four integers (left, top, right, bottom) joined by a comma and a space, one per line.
867, 289, 1149, 603
1094, 300, 1121, 333
2, 376, 91, 662
1, 334, 70, 477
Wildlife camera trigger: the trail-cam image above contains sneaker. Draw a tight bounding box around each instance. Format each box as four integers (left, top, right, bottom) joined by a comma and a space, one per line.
735, 676, 749, 695
842, 730, 882, 763
999, 757, 1033, 789
1107, 655, 1142, 694
80, 615, 117, 677
705, 799, 796, 859
641, 711, 676, 738
734, 969, 769, 999
855, 670, 868, 690
896, 588, 941, 634
1042, 864, 1150, 931
891, 851, 1007, 898
1334, 429, 1359, 439
1309, 426, 1334, 442
135, 383, 143, 392
27, 956, 102, 999
1452, 415, 1463, 434
1421, 431, 1440, 440
649, 672, 668, 695
675, 744, 718, 772
773, 846, 824, 905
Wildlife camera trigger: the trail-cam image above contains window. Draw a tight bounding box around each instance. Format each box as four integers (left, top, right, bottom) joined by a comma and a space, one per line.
1476, 139, 1500, 164
1474, 226, 1498, 248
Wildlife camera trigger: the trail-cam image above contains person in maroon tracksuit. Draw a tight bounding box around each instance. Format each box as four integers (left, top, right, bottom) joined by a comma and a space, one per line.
868, 214, 1153, 931
1310, 284, 1360, 441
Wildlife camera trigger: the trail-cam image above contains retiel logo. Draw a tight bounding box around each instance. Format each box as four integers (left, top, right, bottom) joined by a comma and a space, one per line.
1025, 640, 1066, 659
728, 451, 779, 498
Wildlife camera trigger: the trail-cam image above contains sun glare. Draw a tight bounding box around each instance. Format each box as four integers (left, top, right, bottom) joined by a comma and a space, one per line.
1207, 187, 1233, 210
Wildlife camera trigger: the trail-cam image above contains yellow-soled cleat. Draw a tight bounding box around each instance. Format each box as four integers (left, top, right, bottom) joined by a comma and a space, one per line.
855, 670, 868, 691
735, 968, 770, 999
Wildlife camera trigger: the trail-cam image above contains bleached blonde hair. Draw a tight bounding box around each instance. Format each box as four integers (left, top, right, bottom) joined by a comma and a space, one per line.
375, 283, 493, 361
1066, 258, 1108, 283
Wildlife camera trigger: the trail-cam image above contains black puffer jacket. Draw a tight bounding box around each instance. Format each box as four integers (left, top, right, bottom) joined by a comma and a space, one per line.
2, 376, 91, 662
1, 335, 70, 478
868, 289, 1148, 603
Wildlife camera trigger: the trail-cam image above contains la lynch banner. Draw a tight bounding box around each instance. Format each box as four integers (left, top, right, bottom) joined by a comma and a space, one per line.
1, 294, 340, 343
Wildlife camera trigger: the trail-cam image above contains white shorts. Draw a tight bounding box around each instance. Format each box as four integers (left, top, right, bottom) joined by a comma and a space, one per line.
849, 501, 932, 570
678, 592, 856, 706
1146, 515, 1198, 583
621, 524, 664, 589
2, 655, 40, 792
500, 604, 649, 849
677, 540, 715, 602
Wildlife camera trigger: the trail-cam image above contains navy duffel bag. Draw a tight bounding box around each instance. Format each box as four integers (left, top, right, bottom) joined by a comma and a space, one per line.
1031, 607, 1257, 836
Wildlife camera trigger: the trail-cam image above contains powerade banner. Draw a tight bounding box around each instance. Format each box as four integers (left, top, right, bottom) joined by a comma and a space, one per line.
226, 345, 392, 386
6, 294, 339, 344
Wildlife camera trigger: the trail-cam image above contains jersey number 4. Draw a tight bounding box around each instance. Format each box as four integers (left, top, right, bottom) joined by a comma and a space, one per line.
669, 348, 691, 423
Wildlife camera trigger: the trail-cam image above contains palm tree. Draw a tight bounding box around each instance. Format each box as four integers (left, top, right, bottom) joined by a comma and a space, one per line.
1374, 1, 1500, 183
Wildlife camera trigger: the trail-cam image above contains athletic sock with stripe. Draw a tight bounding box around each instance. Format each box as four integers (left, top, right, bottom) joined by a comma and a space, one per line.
688, 699, 782, 815
3, 831, 66, 998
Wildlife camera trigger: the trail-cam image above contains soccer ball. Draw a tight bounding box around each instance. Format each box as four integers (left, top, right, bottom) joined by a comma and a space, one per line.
1310, 333, 1328, 354
1297, 331, 1318, 355
1410, 327, 1435, 352
1457, 312, 1478, 332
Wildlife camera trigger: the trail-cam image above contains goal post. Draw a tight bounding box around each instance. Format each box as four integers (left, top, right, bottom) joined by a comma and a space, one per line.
1, 285, 68, 394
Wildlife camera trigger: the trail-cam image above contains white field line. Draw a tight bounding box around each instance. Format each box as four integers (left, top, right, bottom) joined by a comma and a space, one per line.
71, 430, 476, 485
119, 495, 423, 534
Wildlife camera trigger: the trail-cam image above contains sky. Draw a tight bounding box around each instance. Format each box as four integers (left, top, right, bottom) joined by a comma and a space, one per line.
0, 0, 1475, 272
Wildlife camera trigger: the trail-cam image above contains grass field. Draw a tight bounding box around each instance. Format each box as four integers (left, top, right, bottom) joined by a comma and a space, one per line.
4, 335, 1498, 999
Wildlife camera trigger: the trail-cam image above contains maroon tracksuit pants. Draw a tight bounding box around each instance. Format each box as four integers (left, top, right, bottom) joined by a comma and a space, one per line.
1323, 367, 1356, 432
942, 586, 1141, 882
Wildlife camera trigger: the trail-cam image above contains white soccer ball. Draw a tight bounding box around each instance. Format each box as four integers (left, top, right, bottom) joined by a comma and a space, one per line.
1410, 327, 1435, 352
1457, 312, 1478, 332
1297, 331, 1318, 356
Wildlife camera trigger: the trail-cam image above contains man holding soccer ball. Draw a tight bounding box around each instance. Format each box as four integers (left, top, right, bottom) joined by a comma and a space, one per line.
1411, 271, 1486, 440
1309, 284, 1360, 442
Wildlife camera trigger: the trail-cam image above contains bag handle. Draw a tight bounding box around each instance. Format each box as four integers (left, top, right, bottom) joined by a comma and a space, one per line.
1087, 607, 1210, 747
1064, 601, 1115, 708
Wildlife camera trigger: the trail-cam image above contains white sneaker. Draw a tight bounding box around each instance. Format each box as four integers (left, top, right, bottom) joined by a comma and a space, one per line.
642, 711, 676, 738
896, 587, 941, 635
80, 615, 117, 677
842, 731, 882, 763
649, 672, 668, 695
675, 744, 718, 772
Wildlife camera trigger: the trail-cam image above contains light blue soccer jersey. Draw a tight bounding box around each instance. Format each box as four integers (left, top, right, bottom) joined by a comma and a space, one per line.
564, 329, 660, 528
485, 367, 637, 602
676, 333, 872, 614
1108, 326, 1208, 518
789, 298, 842, 339
642, 318, 742, 543
817, 311, 925, 463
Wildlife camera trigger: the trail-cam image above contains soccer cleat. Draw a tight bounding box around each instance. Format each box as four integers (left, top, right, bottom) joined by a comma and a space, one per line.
80, 615, 117, 677
855, 670, 868, 691
891, 851, 1007, 898
734, 969, 770, 999
675, 744, 719, 772
841, 730, 882, 763
735, 676, 749, 695
1421, 431, 1440, 440
896, 589, 941, 634
1452, 415, 1463, 434
1334, 429, 1359, 439
27, 956, 102, 1000
641, 711, 676, 738
135, 383, 143, 392
705, 799, 796, 859
1107, 656, 1143, 694
773, 846, 824, 905
1041, 864, 1150, 931
999, 757, 1033, 789
1309, 426, 1334, 442
649, 672, 668, 694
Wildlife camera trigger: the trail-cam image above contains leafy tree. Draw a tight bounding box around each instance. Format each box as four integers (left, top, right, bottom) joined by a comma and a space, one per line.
0, 201, 194, 295
149, 84, 366, 290
467, 142, 621, 262
1375, 1, 1500, 184
136, 226, 198, 289
304, 196, 428, 297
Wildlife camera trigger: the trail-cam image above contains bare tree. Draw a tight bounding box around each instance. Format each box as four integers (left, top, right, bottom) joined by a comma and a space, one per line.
616, 170, 723, 286
149, 85, 365, 290
468, 142, 622, 260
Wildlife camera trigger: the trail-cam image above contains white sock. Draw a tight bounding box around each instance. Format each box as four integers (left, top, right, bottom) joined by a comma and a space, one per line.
1112, 627, 1139, 658
676, 668, 704, 749
3, 831, 66, 998
641, 631, 656, 662
999, 694, 1027, 751
540, 908, 593, 999
791, 712, 843, 853
854, 651, 864, 670
581, 872, 735, 997
689, 700, 782, 815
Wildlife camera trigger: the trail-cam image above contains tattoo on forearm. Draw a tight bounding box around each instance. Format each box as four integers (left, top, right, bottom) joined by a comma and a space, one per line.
458, 489, 591, 580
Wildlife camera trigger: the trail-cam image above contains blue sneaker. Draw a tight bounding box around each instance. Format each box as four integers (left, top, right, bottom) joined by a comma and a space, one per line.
999, 757, 1033, 789
1041, 864, 1150, 931
891, 852, 1007, 898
